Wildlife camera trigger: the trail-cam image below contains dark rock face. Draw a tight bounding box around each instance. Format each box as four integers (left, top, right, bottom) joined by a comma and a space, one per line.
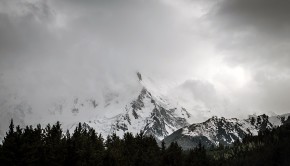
143, 106, 189, 139
164, 114, 290, 150
137, 72, 142, 81
131, 88, 148, 119
72, 108, 79, 114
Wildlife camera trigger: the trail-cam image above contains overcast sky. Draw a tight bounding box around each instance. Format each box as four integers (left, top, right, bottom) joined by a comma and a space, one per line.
1, 0, 290, 122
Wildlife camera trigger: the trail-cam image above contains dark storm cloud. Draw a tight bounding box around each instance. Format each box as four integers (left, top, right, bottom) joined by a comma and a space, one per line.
208, 0, 290, 68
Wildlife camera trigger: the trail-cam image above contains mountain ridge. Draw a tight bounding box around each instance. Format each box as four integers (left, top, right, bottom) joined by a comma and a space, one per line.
77, 73, 194, 140
164, 113, 290, 149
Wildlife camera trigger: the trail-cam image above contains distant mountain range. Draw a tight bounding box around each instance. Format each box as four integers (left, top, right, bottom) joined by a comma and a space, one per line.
0, 72, 289, 150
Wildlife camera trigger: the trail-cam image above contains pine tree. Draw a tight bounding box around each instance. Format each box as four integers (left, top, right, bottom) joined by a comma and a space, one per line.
161, 142, 183, 166
1, 120, 21, 165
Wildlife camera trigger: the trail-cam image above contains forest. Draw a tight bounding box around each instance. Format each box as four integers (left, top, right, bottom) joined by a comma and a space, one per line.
0, 120, 290, 166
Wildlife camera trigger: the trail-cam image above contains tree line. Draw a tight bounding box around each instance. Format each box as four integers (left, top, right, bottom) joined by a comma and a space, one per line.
0, 120, 289, 166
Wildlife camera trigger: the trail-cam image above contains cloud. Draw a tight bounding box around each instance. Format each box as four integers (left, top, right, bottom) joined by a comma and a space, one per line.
207, 0, 290, 68
1, 0, 290, 128
0, 0, 213, 128
200, 0, 290, 115
178, 80, 218, 106
0, 0, 211, 101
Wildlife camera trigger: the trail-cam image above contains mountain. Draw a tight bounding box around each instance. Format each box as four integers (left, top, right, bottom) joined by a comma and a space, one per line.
72, 72, 194, 140
0, 72, 195, 142
164, 113, 290, 150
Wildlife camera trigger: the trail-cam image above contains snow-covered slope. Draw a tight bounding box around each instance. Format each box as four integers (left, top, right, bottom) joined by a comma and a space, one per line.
164, 113, 290, 150
72, 73, 194, 140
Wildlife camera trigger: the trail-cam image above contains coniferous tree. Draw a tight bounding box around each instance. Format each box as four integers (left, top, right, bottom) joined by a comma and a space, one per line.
1, 119, 290, 166
161, 142, 183, 166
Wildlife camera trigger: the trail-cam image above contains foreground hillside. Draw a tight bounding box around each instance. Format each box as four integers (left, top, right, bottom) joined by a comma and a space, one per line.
1, 120, 290, 166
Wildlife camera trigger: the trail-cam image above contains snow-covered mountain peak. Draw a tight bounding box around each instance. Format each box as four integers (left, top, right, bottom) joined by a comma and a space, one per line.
62, 72, 194, 140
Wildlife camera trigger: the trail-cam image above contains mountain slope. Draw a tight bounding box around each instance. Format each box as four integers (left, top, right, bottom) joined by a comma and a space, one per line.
164, 113, 290, 149
68, 72, 194, 140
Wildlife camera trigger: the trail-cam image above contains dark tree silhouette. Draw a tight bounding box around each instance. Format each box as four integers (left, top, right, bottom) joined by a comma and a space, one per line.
1, 119, 290, 166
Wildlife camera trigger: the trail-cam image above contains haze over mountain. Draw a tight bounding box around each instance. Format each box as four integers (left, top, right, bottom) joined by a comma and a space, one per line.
1, 0, 290, 141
